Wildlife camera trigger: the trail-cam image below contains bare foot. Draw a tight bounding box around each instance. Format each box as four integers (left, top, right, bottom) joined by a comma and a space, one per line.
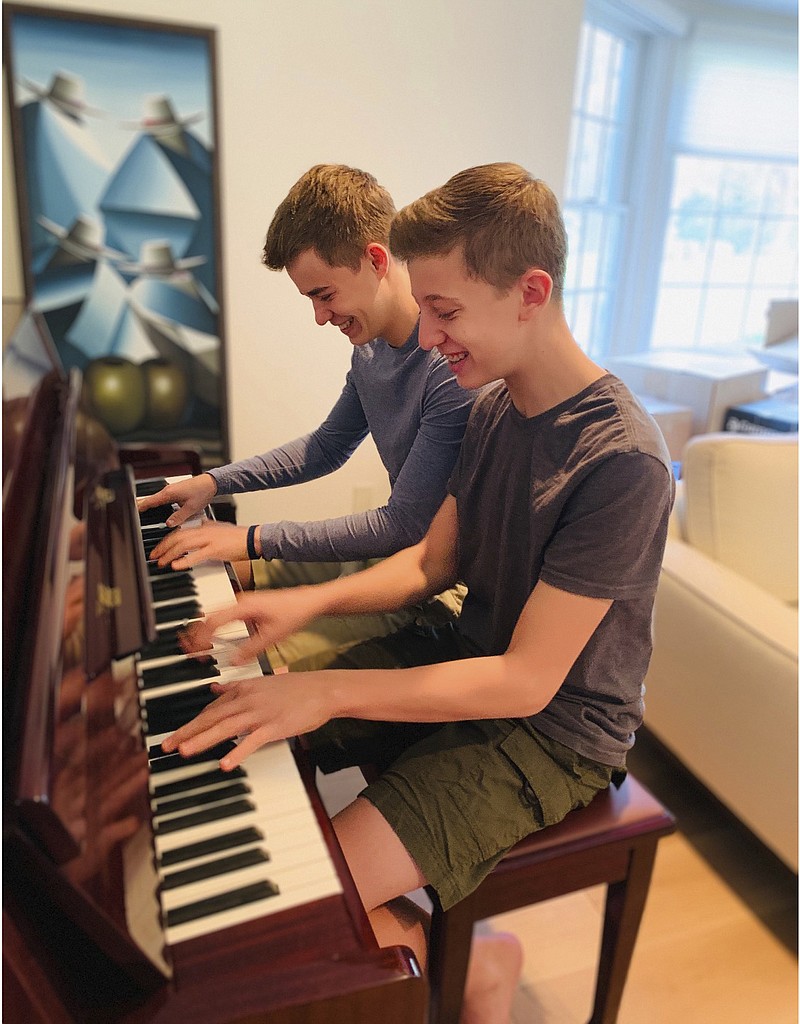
460, 931, 523, 1024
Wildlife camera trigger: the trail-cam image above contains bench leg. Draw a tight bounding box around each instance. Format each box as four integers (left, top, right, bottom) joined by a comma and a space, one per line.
588, 839, 660, 1024
426, 889, 477, 1024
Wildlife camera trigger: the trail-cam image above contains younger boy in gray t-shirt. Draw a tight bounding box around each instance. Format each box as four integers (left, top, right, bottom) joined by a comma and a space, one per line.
162, 164, 674, 1024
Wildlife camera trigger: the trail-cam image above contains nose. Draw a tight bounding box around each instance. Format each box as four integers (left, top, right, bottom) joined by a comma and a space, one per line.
314, 303, 332, 326
417, 311, 441, 351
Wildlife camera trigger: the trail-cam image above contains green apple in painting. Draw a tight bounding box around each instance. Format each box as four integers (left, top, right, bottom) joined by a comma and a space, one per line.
142, 358, 189, 430
82, 356, 147, 436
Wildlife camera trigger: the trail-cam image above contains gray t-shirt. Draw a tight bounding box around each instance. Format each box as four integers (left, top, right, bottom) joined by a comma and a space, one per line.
210, 323, 475, 561
449, 374, 674, 767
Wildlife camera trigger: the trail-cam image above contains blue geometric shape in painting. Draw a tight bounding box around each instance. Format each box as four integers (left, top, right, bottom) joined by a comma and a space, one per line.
32, 261, 98, 315
107, 305, 161, 363
158, 133, 216, 293
64, 261, 130, 360
100, 134, 199, 262
19, 101, 111, 263
129, 277, 217, 336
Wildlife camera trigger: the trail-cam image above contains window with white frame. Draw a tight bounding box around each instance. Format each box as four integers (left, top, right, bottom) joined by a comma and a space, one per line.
562, 19, 641, 359
564, 2, 798, 360
650, 28, 798, 353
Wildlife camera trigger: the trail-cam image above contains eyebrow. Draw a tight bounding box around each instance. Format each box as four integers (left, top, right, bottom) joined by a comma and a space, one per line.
304, 285, 331, 298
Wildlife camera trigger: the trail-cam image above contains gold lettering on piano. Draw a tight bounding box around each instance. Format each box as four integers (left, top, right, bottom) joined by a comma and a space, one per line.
93, 484, 116, 507
96, 583, 122, 614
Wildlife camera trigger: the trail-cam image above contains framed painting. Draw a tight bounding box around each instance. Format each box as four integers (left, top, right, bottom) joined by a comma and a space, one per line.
3, 3, 229, 466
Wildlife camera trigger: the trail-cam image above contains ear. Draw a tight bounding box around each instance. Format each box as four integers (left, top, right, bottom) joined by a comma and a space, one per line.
365, 243, 390, 280
518, 268, 552, 319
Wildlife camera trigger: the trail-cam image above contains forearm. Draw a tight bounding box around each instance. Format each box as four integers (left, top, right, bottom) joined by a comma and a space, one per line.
319, 650, 547, 723
258, 503, 420, 562
298, 540, 455, 617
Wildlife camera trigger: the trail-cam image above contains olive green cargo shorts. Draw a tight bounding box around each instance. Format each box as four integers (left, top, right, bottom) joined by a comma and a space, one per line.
304, 624, 620, 911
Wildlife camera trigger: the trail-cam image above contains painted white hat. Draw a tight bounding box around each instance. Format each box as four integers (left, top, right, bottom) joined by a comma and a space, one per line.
21, 71, 105, 121
118, 239, 206, 276
122, 93, 204, 135
38, 214, 126, 261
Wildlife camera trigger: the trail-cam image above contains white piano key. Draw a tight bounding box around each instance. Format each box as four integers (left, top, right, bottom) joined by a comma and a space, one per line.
134, 492, 343, 945
164, 867, 343, 945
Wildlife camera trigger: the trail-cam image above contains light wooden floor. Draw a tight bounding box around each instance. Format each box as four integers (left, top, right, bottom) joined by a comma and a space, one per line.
316, 728, 798, 1023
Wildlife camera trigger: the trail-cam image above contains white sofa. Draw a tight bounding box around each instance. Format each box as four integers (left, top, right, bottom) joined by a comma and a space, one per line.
642, 431, 798, 871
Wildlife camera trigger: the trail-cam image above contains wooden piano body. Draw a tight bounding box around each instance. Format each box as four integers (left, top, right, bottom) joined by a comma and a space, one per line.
2, 369, 426, 1024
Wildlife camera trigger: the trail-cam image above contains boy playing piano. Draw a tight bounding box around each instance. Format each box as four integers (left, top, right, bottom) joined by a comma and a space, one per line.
138, 164, 473, 670
162, 163, 674, 1023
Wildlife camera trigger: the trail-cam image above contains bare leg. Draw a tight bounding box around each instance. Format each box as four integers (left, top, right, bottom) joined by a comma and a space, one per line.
459, 933, 523, 1024
333, 798, 522, 1024
231, 558, 253, 589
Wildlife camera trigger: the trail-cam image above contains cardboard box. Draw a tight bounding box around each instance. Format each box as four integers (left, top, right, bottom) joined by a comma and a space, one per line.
608, 351, 768, 434
637, 394, 694, 460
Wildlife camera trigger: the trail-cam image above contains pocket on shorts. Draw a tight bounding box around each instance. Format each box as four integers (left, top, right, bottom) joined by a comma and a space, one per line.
499, 725, 578, 831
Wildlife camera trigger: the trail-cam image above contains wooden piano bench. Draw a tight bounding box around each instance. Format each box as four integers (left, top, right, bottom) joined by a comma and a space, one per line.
424, 772, 676, 1024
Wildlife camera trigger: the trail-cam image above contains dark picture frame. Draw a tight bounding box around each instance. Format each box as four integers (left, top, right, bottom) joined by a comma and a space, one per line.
3, 3, 230, 466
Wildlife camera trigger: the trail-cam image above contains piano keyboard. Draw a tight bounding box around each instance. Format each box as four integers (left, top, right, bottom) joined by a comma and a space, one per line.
135, 477, 342, 946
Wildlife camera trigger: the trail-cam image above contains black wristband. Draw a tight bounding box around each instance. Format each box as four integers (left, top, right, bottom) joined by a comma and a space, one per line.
246, 524, 258, 560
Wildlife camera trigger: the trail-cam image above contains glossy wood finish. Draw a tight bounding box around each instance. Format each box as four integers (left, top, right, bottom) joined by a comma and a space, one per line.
2, 385, 426, 1024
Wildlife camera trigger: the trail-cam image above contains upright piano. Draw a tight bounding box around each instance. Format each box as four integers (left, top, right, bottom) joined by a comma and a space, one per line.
3, 368, 426, 1024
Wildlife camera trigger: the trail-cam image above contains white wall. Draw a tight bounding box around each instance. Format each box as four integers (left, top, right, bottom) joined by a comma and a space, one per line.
3, 0, 583, 525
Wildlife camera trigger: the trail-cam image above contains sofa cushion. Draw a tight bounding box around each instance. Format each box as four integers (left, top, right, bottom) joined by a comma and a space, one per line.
681, 432, 798, 604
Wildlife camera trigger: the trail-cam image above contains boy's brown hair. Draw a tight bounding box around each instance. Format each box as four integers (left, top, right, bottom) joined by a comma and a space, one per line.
263, 164, 396, 272
389, 163, 567, 300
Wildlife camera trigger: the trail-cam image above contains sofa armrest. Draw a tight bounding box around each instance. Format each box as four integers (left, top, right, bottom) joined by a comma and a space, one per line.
643, 537, 798, 870
658, 538, 798, 658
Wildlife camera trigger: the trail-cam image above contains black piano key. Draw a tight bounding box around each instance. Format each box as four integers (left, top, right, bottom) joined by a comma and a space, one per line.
140, 630, 188, 661
136, 478, 169, 497
148, 740, 237, 773
152, 766, 246, 798
154, 798, 256, 835
165, 880, 279, 928
142, 528, 173, 553
149, 574, 197, 600
159, 826, 265, 867
145, 699, 218, 738
148, 561, 181, 578
154, 600, 202, 625
160, 848, 269, 891
140, 658, 219, 690
145, 702, 216, 737
153, 781, 251, 817
139, 502, 177, 526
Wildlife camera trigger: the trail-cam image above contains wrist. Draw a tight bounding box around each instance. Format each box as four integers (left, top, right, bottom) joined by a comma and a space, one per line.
246, 524, 262, 559
203, 472, 219, 497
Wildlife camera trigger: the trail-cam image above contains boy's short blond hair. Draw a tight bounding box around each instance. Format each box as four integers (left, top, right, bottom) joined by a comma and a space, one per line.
389, 163, 567, 299
263, 164, 396, 272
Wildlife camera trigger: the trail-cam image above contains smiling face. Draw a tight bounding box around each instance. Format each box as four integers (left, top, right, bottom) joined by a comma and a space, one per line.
286, 246, 388, 347
409, 248, 527, 390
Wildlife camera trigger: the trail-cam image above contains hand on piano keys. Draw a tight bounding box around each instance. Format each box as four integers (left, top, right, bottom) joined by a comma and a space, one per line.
136, 471, 218, 528
135, 475, 343, 943
159, 670, 333, 773
147, 518, 256, 572
180, 588, 326, 667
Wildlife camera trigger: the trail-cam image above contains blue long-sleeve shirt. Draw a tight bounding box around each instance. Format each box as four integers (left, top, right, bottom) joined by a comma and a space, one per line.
209, 322, 475, 562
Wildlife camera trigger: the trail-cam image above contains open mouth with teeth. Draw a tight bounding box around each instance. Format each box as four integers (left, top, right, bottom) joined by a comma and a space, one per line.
338, 317, 355, 334
445, 352, 468, 364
